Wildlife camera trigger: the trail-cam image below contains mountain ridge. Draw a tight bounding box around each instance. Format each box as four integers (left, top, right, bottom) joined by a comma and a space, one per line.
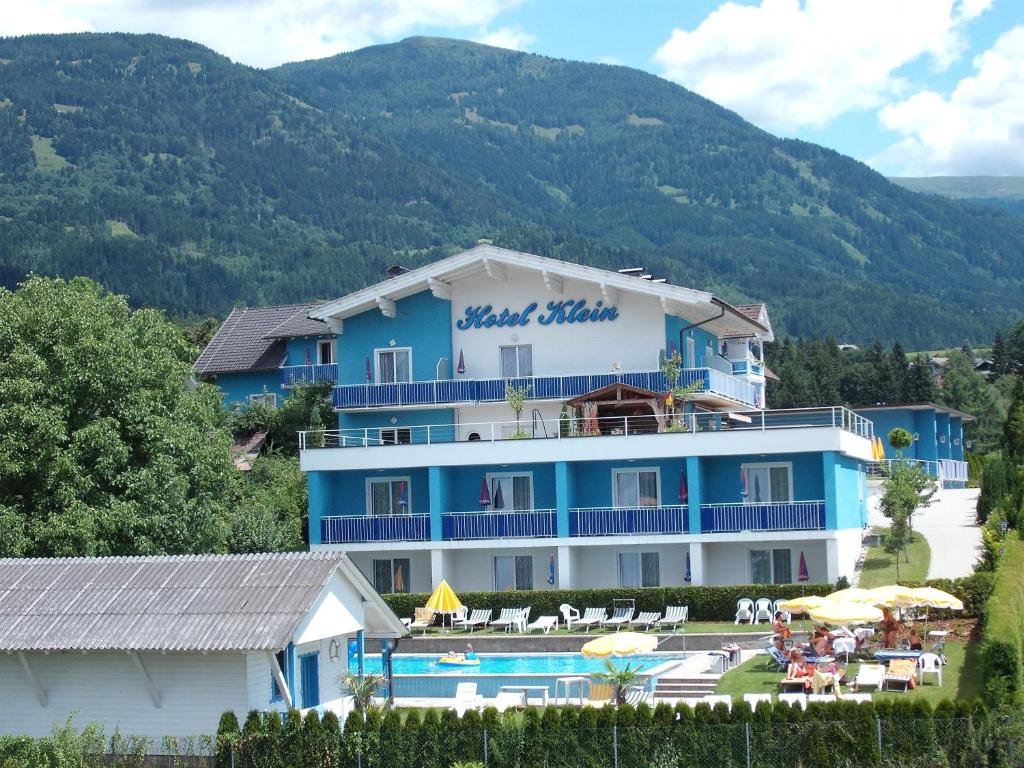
0, 33, 1022, 346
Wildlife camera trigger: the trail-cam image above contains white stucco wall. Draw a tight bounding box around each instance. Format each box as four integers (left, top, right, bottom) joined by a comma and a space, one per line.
449, 268, 667, 380
445, 545, 560, 593
344, 549, 433, 594
702, 540, 829, 585
573, 543, 692, 588
0, 651, 248, 740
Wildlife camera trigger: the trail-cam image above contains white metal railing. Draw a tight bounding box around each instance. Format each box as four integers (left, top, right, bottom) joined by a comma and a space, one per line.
699, 501, 826, 532
299, 406, 873, 450
868, 458, 969, 485
939, 459, 969, 482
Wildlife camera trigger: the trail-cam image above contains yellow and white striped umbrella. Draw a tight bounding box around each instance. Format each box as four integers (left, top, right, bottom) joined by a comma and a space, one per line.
906, 587, 964, 610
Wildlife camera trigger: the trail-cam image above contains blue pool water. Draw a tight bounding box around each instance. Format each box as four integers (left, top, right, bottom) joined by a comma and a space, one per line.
365, 652, 690, 676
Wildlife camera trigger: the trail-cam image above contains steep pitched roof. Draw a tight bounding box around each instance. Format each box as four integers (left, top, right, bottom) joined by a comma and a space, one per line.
725, 303, 775, 342
194, 303, 329, 375
0, 552, 405, 652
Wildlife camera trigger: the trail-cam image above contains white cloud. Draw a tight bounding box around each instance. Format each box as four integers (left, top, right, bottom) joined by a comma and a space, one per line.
473, 25, 534, 51
0, 0, 525, 67
872, 25, 1024, 175
652, 0, 991, 133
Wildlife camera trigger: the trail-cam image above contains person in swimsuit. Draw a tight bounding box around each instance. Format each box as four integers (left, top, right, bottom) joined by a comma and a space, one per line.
880, 608, 902, 649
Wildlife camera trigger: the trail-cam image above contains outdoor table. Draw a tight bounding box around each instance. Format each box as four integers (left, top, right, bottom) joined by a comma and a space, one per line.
874, 649, 923, 663
500, 685, 550, 706
833, 637, 856, 662
721, 643, 741, 666
554, 676, 589, 705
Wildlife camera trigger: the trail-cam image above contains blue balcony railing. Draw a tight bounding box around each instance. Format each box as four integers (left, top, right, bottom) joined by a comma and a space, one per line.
731, 360, 764, 377
320, 514, 430, 543
332, 368, 756, 410
570, 505, 689, 537
281, 363, 339, 386
442, 510, 557, 540
699, 501, 826, 533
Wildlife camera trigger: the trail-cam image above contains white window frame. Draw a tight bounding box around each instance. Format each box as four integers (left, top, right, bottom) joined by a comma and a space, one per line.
379, 427, 412, 445
372, 557, 411, 594
749, 547, 793, 584
685, 336, 696, 368
493, 554, 534, 591
740, 462, 794, 504
499, 344, 533, 378
617, 551, 661, 587
248, 392, 277, 407
317, 340, 336, 365
374, 347, 412, 384
365, 475, 412, 516
611, 467, 661, 508
484, 471, 535, 511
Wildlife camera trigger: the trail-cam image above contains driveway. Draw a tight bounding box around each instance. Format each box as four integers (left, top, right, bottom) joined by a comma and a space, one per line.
868, 486, 982, 579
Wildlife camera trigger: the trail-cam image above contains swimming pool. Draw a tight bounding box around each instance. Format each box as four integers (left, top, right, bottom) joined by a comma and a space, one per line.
365, 652, 691, 676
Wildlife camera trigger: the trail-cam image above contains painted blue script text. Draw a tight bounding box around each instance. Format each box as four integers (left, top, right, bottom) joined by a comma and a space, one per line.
456, 300, 619, 330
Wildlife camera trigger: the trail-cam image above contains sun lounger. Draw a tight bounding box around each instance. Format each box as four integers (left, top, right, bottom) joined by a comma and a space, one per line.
527, 615, 558, 634
703, 694, 732, 711
767, 646, 790, 671
884, 659, 917, 692
489, 607, 520, 632
743, 693, 772, 711
575, 607, 607, 632
602, 606, 635, 630
493, 690, 526, 712
628, 611, 661, 630
458, 608, 492, 632
845, 693, 873, 704
587, 683, 613, 706
656, 605, 688, 630
777, 693, 807, 709
854, 664, 885, 691
409, 607, 434, 634
808, 693, 838, 704
453, 682, 484, 716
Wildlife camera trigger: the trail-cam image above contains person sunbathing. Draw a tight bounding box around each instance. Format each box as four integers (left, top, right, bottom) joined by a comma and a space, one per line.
786, 651, 815, 689
907, 626, 923, 651
811, 626, 835, 656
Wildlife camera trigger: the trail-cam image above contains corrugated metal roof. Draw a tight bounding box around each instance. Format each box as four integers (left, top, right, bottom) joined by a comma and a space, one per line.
0, 552, 343, 652
194, 303, 330, 375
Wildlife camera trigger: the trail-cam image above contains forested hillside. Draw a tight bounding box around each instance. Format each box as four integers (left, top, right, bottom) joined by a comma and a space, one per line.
890, 176, 1024, 219
2, 34, 1023, 346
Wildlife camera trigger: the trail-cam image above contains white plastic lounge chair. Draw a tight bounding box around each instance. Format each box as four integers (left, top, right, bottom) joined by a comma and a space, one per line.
409, 607, 434, 634
735, 598, 754, 624
450, 606, 470, 630
656, 605, 688, 630
703, 694, 732, 711
917, 653, 943, 686
575, 607, 607, 632
753, 598, 773, 624
629, 611, 661, 630
602, 606, 635, 630
460, 608, 492, 632
767, 646, 790, 672
743, 693, 772, 711
453, 683, 484, 716
884, 659, 918, 692
489, 607, 519, 631
527, 615, 558, 634
845, 693, 873, 704
493, 690, 526, 712
808, 694, 838, 704
854, 664, 885, 691
777, 693, 807, 709
772, 599, 791, 622
559, 603, 580, 631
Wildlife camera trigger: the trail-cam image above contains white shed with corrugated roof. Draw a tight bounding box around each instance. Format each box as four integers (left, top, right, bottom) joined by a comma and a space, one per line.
0, 551, 406, 739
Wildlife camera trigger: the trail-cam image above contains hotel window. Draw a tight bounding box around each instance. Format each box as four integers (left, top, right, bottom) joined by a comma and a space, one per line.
380, 428, 412, 445
376, 348, 411, 383
618, 552, 660, 587
487, 473, 533, 511
750, 548, 792, 584
367, 477, 411, 516
249, 392, 277, 407
373, 558, 411, 594
494, 555, 533, 590
318, 340, 335, 365
499, 344, 533, 378
612, 468, 659, 507
742, 463, 793, 504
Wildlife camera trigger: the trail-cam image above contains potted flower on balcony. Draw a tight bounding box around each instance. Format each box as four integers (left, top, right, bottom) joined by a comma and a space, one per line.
660, 351, 702, 432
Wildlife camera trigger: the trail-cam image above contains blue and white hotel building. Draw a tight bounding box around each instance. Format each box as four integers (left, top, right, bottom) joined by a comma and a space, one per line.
273, 245, 875, 595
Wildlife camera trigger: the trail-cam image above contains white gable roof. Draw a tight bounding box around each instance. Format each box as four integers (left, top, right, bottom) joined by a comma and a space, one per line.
310, 245, 769, 339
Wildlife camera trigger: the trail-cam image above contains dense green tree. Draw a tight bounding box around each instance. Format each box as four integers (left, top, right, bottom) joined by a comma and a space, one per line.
941, 350, 1007, 453
1002, 378, 1024, 466
904, 354, 937, 401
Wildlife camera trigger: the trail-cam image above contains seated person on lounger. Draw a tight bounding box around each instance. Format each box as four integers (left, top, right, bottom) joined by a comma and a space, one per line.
812, 659, 847, 697
907, 626, 923, 651
880, 608, 903, 649
786, 651, 815, 689
773, 612, 793, 640
811, 626, 835, 656
773, 634, 787, 653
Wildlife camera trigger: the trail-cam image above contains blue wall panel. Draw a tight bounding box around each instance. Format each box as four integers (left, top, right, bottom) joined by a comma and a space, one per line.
320, 467, 431, 517
703, 453, 824, 505
664, 315, 719, 368
215, 371, 282, 406
448, 463, 558, 512
835, 453, 866, 530
337, 408, 455, 436
572, 458, 687, 508
285, 337, 322, 366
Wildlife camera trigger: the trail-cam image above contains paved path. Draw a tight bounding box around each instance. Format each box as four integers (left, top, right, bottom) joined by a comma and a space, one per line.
868, 486, 982, 579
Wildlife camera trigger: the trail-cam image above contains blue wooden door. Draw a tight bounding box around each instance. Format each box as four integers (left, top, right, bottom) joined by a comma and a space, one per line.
300, 652, 320, 708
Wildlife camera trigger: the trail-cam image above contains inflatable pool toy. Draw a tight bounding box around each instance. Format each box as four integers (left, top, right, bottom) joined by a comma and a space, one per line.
437, 654, 480, 668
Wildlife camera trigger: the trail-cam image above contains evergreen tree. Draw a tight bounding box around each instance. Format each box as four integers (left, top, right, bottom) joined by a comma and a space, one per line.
992, 330, 1009, 377
905, 354, 937, 402
888, 342, 910, 401
1002, 378, 1024, 466
940, 350, 1007, 453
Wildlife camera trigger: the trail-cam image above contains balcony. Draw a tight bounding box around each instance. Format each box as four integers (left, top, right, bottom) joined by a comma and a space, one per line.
699, 501, 826, 533
730, 360, 764, 377
320, 514, 430, 544
570, 506, 688, 537
442, 510, 557, 540
281, 363, 339, 387
331, 368, 756, 410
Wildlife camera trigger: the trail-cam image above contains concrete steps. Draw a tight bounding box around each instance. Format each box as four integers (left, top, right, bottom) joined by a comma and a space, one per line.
654, 677, 719, 698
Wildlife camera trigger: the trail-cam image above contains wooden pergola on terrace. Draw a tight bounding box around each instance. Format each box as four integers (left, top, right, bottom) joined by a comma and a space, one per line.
567, 382, 668, 435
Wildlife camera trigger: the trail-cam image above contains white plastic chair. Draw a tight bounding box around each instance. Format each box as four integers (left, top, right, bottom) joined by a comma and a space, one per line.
753, 598, 773, 624
918, 653, 943, 686
559, 603, 580, 631
703, 694, 732, 711
777, 693, 807, 709
735, 598, 754, 624
743, 693, 772, 711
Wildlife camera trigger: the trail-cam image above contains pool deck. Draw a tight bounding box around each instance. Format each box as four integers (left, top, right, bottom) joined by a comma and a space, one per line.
398, 631, 786, 654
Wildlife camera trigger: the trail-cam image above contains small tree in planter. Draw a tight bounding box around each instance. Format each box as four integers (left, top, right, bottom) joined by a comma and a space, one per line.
592, 659, 644, 705
888, 427, 914, 455
660, 351, 702, 431
505, 382, 532, 438
880, 445, 937, 580
337, 673, 387, 719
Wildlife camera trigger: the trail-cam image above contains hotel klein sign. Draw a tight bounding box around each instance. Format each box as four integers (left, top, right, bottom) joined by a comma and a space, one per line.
456, 299, 620, 330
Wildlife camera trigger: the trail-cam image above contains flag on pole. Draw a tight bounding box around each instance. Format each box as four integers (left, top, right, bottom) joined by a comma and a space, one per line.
457, 349, 466, 375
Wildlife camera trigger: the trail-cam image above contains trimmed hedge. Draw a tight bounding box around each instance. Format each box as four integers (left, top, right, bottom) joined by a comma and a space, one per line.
215, 699, 1006, 768
382, 572, 995, 624
981, 536, 1024, 703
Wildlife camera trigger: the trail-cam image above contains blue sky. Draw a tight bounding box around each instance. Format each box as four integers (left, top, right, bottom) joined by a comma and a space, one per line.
6, 0, 1024, 176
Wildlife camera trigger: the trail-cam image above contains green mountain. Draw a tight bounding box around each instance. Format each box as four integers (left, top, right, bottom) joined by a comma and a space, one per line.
890, 176, 1024, 218
1, 33, 1022, 347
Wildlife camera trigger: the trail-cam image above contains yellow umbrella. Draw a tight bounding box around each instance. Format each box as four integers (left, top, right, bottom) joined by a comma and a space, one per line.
875, 437, 886, 461
425, 579, 462, 628
581, 632, 659, 658
867, 584, 918, 609
777, 595, 831, 614
827, 587, 878, 603
808, 601, 883, 624
906, 587, 963, 610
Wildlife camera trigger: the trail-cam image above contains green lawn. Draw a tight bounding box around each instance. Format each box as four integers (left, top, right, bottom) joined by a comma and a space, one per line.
716, 641, 980, 705
858, 527, 930, 588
